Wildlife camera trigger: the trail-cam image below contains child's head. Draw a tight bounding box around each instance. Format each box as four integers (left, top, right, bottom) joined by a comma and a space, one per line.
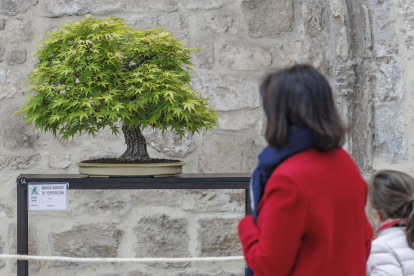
260, 64, 346, 152
369, 170, 414, 248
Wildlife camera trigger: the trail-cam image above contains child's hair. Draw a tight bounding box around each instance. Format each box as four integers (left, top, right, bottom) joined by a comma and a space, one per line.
369, 170, 414, 248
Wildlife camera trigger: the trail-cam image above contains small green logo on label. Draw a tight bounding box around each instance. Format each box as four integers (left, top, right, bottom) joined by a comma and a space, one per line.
30, 186, 39, 195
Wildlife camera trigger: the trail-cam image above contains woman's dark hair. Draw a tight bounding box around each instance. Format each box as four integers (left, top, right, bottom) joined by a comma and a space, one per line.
369, 170, 414, 249
260, 64, 346, 151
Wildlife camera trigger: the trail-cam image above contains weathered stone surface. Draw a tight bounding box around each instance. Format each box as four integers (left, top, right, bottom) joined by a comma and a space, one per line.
182, 0, 230, 10
241, 0, 293, 37
181, 190, 244, 214
0, 0, 38, 15
205, 7, 239, 34
0, 46, 4, 63
134, 214, 189, 257
375, 103, 407, 163
280, 39, 329, 74
374, 60, 405, 101
197, 218, 242, 256
6, 18, 33, 43
190, 72, 261, 111
369, 0, 398, 58
0, 19, 5, 30
301, 3, 324, 37
0, 70, 21, 100
220, 44, 271, 70
0, 234, 4, 268
69, 190, 131, 216
129, 272, 151, 276
175, 274, 243, 276
217, 110, 262, 131
201, 133, 261, 173
45, 0, 178, 17
6, 49, 26, 66
396, 0, 414, 58
8, 223, 40, 271
0, 154, 40, 169
48, 154, 71, 169
142, 127, 196, 157
125, 12, 187, 39
0, 198, 13, 217
1, 105, 40, 149
191, 38, 214, 69
131, 190, 181, 207
49, 223, 123, 269
100, 274, 120, 276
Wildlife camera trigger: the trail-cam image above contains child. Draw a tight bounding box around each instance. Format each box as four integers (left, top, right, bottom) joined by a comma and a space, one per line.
368, 170, 414, 275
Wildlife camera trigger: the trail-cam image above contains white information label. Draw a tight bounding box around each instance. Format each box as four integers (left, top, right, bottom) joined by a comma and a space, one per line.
28, 183, 68, 211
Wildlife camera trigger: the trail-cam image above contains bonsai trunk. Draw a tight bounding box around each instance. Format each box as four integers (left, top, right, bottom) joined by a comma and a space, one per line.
119, 122, 150, 161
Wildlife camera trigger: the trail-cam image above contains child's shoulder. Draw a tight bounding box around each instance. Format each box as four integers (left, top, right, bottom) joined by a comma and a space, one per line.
372, 227, 406, 251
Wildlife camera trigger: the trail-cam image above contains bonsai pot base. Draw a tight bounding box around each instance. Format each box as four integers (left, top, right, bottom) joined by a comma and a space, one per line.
77, 162, 185, 177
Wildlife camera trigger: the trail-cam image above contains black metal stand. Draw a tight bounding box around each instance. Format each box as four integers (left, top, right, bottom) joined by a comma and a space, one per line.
16, 173, 251, 276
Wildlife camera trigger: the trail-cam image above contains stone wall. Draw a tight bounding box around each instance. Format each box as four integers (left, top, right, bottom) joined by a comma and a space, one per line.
0, 0, 413, 275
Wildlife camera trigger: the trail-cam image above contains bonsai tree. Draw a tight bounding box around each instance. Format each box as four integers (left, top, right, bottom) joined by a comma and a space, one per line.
17, 15, 217, 162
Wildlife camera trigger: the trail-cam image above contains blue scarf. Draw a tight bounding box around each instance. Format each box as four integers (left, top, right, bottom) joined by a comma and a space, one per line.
245, 126, 315, 276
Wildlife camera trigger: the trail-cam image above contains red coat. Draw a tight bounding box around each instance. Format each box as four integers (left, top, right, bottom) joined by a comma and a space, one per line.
239, 148, 372, 276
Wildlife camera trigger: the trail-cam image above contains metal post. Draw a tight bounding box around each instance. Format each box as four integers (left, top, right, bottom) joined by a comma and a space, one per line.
245, 188, 252, 215
17, 177, 29, 276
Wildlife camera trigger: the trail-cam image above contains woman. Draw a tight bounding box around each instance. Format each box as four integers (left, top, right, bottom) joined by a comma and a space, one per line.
238, 65, 372, 276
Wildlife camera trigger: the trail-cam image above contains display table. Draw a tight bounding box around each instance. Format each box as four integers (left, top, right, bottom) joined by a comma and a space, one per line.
16, 173, 251, 276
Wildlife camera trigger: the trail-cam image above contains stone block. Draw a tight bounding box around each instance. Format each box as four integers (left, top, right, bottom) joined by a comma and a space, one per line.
69, 190, 131, 217
0, 198, 13, 217
129, 272, 151, 276
200, 133, 261, 173
6, 49, 26, 65
374, 103, 407, 163
0, 234, 4, 269
181, 190, 244, 214
45, 0, 178, 17
8, 223, 40, 271
280, 38, 329, 74
1, 105, 40, 149
0, 46, 4, 63
0, 70, 21, 100
182, 0, 231, 10
220, 44, 272, 70
142, 127, 196, 157
187, 27, 215, 69
48, 154, 71, 169
217, 109, 263, 131
125, 12, 187, 39
0, 19, 5, 30
205, 7, 239, 34
134, 214, 189, 258
374, 60, 405, 102
0, 154, 40, 169
49, 223, 123, 269
6, 18, 33, 43
241, 0, 293, 37
175, 274, 243, 276
190, 72, 261, 111
0, 0, 38, 16
131, 190, 181, 207
397, 0, 414, 58
197, 218, 242, 257
369, 0, 398, 58
301, 3, 324, 37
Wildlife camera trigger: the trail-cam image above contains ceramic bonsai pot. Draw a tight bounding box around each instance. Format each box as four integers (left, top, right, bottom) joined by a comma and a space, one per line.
77, 162, 186, 177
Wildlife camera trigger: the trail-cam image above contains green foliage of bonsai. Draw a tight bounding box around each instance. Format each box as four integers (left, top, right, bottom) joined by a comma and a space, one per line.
17, 15, 217, 161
